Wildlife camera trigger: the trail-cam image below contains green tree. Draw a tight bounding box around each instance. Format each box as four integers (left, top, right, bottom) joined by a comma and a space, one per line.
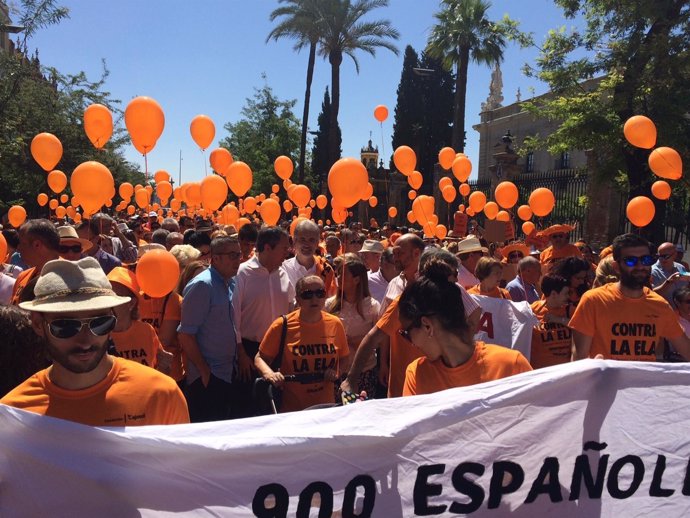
391, 46, 423, 166
318, 0, 399, 166
521, 0, 690, 236
426, 0, 510, 152
219, 80, 305, 197
311, 87, 341, 192
267, 0, 324, 184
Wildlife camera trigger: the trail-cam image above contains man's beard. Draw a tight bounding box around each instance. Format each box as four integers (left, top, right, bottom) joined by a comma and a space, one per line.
620, 268, 649, 290
46, 340, 108, 374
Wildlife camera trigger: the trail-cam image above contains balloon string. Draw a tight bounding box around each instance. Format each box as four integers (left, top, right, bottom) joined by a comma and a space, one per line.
144, 153, 149, 183
203, 149, 208, 176
380, 121, 389, 208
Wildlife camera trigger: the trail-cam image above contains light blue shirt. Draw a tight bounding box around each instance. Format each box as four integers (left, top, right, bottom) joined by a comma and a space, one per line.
651, 261, 687, 307
506, 275, 540, 304
178, 266, 237, 384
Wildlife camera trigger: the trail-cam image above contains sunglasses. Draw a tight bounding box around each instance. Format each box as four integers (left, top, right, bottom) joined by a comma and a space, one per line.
659, 253, 674, 260
398, 326, 414, 342
299, 289, 326, 300
47, 315, 117, 340
508, 252, 524, 259
59, 244, 82, 254
621, 255, 656, 267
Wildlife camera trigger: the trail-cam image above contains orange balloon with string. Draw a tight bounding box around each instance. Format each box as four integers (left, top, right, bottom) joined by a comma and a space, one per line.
37, 193, 49, 206
438, 147, 455, 170
190, 114, 215, 150
31, 133, 63, 171
393, 146, 416, 175
210, 148, 233, 176
373, 105, 388, 122
47, 170, 67, 194
84, 104, 113, 149
626, 196, 655, 227
274, 156, 294, 180
226, 162, 253, 197
125, 96, 165, 155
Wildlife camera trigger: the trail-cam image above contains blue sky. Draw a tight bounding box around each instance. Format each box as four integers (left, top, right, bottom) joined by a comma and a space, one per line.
23, 0, 583, 185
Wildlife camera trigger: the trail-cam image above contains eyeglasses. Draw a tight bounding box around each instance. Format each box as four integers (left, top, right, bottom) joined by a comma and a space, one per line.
621, 255, 656, 267
398, 326, 414, 342
215, 251, 241, 260
299, 289, 326, 300
59, 244, 82, 254
47, 315, 117, 340
659, 253, 674, 260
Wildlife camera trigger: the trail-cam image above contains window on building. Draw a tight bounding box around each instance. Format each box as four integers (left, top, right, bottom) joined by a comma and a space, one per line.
525, 152, 534, 173
560, 151, 570, 169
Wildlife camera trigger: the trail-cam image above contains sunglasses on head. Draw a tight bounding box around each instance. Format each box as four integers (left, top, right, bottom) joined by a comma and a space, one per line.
621, 255, 656, 267
299, 289, 326, 300
47, 315, 117, 340
59, 244, 82, 254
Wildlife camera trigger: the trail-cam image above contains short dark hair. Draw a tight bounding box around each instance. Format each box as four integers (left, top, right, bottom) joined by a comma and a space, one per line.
210, 235, 239, 254
541, 274, 569, 297
20, 219, 59, 251
238, 222, 259, 242
256, 226, 288, 252
673, 286, 690, 305
151, 228, 170, 246
187, 231, 212, 250
551, 256, 590, 282
2, 229, 19, 249
612, 233, 651, 261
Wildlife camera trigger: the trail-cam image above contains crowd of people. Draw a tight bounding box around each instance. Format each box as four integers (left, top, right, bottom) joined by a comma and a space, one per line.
1, 210, 689, 427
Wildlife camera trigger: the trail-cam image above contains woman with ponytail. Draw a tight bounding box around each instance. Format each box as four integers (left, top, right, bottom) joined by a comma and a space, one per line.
399, 258, 532, 396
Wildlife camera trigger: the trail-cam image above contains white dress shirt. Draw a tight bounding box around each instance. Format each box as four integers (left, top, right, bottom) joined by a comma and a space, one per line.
281, 256, 319, 290
457, 264, 479, 289
232, 256, 295, 342
367, 269, 389, 304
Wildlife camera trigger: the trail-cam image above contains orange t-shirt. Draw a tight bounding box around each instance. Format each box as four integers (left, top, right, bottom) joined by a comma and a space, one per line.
110, 320, 162, 368
466, 285, 512, 299
10, 267, 37, 305
377, 297, 424, 398
403, 341, 532, 396
0, 357, 189, 426
569, 283, 684, 361
139, 292, 184, 381
539, 244, 583, 267
530, 300, 572, 369
259, 310, 348, 413
314, 255, 336, 297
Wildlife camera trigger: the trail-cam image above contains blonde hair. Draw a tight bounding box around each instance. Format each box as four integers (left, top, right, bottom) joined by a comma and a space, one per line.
593, 256, 619, 288
170, 244, 201, 268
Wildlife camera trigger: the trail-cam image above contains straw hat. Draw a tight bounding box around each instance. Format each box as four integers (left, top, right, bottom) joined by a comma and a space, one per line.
360, 239, 384, 254
499, 242, 530, 259
456, 237, 488, 255
57, 225, 93, 253
19, 257, 131, 313
540, 224, 576, 237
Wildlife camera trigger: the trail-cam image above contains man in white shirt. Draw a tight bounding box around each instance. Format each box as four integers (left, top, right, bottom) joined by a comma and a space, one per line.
281, 219, 335, 295
455, 237, 486, 288
368, 248, 399, 304
232, 226, 292, 417
380, 233, 425, 316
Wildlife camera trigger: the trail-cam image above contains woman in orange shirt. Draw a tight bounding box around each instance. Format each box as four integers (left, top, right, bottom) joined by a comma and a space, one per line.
467, 257, 512, 299
400, 259, 531, 396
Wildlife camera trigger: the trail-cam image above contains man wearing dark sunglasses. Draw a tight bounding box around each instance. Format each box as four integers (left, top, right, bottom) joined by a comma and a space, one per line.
570, 233, 690, 362
539, 224, 582, 268
1, 257, 189, 426
651, 241, 690, 307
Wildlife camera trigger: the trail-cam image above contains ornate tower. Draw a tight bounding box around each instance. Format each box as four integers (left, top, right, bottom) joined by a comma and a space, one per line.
360, 134, 379, 171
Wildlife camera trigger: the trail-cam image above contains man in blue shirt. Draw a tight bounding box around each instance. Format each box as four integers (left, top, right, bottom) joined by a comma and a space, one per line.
178, 235, 241, 422
651, 241, 690, 307
506, 256, 541, 304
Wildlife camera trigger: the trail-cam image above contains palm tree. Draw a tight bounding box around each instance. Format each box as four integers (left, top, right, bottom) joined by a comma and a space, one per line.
318, 0, 399, 170
267, 0, 324, 184
426, 0, 506, 152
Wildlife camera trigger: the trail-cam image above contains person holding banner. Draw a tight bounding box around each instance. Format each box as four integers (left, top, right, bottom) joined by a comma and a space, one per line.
1, 257, 189, 426
570, 233, 690, 362
530, 274, 573, 369
399, 259, 531, 396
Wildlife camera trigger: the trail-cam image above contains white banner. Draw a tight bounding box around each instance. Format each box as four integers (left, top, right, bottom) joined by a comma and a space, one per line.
3, 361, 690, 516
472, 295, 538, 361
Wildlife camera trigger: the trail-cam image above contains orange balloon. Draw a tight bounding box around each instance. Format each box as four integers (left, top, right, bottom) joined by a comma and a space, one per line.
373, 104, 388, 122
495, 181, 519, 209
442, 185, 456, 203
361, 182, 374, 201
438, 177, 452, 191
46, 170, 67, 194
184, 183, 200, 206
626, 196, 655, 227
244, 196, 257, 214
528, 188, 555, 217
522, 221, 535, 236
408, 190, 417, 200
315, 194, 328, 210
59, 193, 68, 204
328, 157, 369, 208
466, 207, 476, 217
124, 96, 165, 155
154, 170, 171, 184
369, 196, 378, 208
408, 171, 423, 190
55, 206, 66, 219
459, 183, 471, 197
438, 147, 455, 170
649, 147, 683, 180
190, 114, 215, 150
119, 182, 134, 200
0, 233, 6, 262
259, 198, 281, 225
468, 191, 486, 212
83, 104, 113, 149
407, 210, 416, 224
283, 178, 293, 189
135, 189, 150, 209
209, 147, 233, 176
170, 199, 181, 212
136, 250, 180, 298
145, 184, 153, 195
8, 205, 27, 227
71, 196, 80, 208
274, 155, 294, 180
496, 210, 510, 222
332, 207, 348, 224
31, 133, 63, 171
435, 224, 448, 240
517, 204, 533, 221
49, 199, 59, 210
283, 199, 293, 213
271, 184, 280, 194
156, 181, 173, 203
451, 155, 472, 182
226, 161, 253, 197
388, 206, 397, 218
412, 195, 435, 225
37, 193, 49, 206
422, 221, 436, 238
484, 201, 499, 220
70, 161, 114, 216
393, 146, 416, 175
127, 205, 135, 215
291, 184, 311, 208
200, 175, 228, 211
66, 206, 76, 218
623, 115, 656, 149
651, 180, 672, 200
221, 203, 240, 225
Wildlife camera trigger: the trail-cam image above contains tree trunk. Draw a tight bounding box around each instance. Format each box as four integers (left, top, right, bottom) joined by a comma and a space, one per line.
452, 46, 470, 152
328, 50, 342, 171
298, 41, 317, 184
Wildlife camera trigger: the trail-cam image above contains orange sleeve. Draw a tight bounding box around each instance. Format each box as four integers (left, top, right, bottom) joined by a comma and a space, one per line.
258, 316, 285, 364
466, 285, 480, 295
512, 352, 533, 375
661, 306, 684, 340
568, 291, 597, 337
164, 294, 182, 321
402, 359, 419, 396
376, 297, 400, 337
